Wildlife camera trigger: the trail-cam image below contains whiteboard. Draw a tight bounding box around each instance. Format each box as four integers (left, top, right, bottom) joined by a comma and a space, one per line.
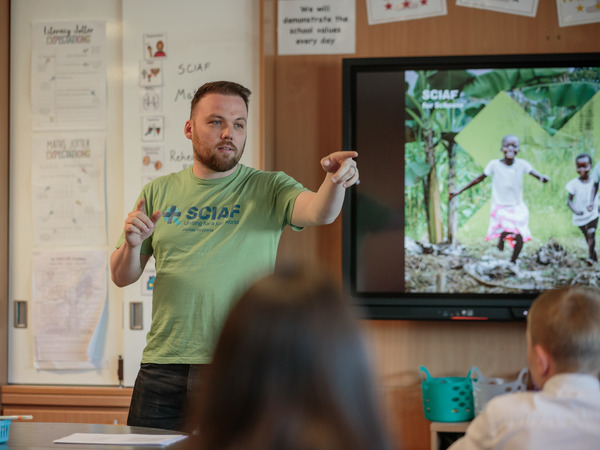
9, 0, 123, 385
120, 0, 260, 386
9, 0, 259, 386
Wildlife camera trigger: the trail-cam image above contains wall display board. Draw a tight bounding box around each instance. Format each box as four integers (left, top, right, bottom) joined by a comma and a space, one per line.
9, 0, 259, 387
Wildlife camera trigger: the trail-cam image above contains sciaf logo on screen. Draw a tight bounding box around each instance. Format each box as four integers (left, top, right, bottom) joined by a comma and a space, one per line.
421, 89, 464, 110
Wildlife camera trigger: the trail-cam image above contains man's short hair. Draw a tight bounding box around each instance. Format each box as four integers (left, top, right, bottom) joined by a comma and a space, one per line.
190, 81, 251, 116
528, 286, 600, 374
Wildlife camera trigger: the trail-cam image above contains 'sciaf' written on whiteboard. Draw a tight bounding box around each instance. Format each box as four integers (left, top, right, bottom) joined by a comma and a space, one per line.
173, 62, 212, 103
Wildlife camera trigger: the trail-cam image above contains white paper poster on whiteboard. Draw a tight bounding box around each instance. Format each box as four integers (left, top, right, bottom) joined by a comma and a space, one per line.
31, 133, 107, 247
32, 249, 107, 369
31, 21, 107, 131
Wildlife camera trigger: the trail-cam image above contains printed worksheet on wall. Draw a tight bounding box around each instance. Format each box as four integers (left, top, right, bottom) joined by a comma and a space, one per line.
31, 21, 107, 131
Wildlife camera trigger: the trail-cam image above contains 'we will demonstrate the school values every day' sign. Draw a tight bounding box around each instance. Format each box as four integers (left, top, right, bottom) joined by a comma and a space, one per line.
277, 0, 355, 55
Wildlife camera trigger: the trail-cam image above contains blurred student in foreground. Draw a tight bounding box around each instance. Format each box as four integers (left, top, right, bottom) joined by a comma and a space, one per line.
186, 263, 393, 450
450, 286, 600, 450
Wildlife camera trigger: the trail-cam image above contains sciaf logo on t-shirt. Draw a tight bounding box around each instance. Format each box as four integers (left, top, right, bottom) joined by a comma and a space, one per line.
163, 204, 242, 232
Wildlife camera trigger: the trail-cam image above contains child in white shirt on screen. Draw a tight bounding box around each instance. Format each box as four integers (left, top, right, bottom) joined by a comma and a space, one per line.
565, 153, 599, 265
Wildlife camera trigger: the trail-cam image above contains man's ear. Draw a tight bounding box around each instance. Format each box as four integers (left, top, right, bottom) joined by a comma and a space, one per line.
184, 120, 192, 139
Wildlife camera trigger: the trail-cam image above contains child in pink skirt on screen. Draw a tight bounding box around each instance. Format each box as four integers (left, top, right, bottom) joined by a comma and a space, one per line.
450, 135, 549, 264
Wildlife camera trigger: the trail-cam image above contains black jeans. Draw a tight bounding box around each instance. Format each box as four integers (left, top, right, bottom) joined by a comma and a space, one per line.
127, 363, 208, 431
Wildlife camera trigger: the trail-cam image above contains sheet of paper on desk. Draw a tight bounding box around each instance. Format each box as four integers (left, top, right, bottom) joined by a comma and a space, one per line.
53, 433, 187, 446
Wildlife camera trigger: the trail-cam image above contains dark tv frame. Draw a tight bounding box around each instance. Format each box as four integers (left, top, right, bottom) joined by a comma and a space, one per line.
341, 52, 600, 321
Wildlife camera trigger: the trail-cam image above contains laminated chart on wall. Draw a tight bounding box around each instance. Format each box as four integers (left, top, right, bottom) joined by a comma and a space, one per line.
456, 0, 539, 17
31, 134, 107, 247
31, 21, 107, 131
365, 0, 447, 25
556, 0, 600, 27
32, 249, 108, 370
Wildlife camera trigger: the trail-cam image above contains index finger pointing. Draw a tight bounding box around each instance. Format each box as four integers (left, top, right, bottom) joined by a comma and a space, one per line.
323, 151, 358, 168
338, 150, 358, 159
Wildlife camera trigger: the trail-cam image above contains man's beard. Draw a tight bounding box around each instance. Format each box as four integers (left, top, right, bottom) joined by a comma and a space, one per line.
194, 139, 245, 173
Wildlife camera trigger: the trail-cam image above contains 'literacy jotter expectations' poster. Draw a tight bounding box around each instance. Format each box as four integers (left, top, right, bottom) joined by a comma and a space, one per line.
31, 21, 107, 131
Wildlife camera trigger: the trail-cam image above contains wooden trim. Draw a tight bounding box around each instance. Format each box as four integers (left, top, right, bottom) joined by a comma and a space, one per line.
1, 385, 132, 408
0, 0, 10, 388
2, 385, 133, 396
1, 393, 131, 408
1, 406, 129, 425
260, 0, 276, 171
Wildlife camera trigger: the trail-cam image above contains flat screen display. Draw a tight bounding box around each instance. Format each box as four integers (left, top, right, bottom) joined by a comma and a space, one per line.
342, 53, 600, 320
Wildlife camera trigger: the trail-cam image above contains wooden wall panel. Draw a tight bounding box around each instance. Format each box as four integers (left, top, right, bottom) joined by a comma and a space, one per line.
265, 1, 600, 449
353, 1, 591, 57
274, 55, 344, 269
0, 385, 132, 425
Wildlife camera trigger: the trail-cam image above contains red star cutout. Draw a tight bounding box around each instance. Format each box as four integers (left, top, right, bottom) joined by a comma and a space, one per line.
421, 0, 428, 4
385, 2, 392, 9
403, 1, 411, 8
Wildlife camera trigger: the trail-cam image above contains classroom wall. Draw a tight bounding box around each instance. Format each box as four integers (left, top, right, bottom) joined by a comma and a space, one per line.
1, 0, 598, 445
263, 2, 600, 449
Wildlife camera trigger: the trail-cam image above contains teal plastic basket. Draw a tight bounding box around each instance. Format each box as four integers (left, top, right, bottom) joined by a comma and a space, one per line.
0, 420, 9, 444
420, 366, 474, 422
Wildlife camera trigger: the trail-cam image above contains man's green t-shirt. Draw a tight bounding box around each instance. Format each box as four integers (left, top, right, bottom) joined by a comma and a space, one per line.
117, 164, 307, 364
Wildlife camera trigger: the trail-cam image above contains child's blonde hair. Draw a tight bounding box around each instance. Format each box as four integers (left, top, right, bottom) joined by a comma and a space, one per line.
528, 286, 600, 374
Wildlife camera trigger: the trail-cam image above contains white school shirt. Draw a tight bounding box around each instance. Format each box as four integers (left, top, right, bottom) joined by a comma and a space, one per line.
448, 373, 600, 450
565, 177, 599, 227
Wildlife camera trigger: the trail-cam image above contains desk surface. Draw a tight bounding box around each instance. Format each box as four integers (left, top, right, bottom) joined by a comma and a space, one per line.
2, 422, 188, 449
